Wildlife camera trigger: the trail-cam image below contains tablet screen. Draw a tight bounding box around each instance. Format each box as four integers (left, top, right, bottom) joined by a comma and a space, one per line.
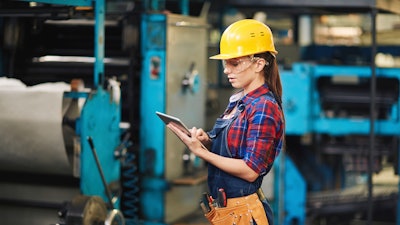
156, 111, 191, 137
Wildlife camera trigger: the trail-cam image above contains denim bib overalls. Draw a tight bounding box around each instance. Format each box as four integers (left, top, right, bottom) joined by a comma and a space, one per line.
207, 93, 276, 225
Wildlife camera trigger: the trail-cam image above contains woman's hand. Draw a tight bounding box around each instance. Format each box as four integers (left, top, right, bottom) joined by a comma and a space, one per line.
193, 127, 212, 149
167, 123, 208, 154
167, 122, 259, 182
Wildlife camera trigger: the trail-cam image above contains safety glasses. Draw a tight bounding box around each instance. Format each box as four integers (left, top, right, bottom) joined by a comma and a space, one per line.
222, 56, 260, 74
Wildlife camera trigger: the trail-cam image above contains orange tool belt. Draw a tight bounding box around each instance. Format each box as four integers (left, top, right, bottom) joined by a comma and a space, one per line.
203, 190, 269, 225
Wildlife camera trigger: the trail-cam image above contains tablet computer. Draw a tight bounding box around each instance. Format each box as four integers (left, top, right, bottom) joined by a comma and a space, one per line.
156, 111, 191, 137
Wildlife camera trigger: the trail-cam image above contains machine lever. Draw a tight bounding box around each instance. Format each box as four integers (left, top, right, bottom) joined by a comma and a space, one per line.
87, 136, 114, 209
114, 132, 132, 159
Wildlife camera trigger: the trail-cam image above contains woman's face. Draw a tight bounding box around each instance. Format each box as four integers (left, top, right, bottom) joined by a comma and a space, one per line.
222, 55, 265, 92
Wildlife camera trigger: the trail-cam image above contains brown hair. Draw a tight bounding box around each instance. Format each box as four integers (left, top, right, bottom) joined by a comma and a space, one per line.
255, 52, 282, 108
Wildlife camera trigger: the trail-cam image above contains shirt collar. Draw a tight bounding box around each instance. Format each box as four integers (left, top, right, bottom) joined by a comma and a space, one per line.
227, 84, 270, 110
241, 83, 270, 105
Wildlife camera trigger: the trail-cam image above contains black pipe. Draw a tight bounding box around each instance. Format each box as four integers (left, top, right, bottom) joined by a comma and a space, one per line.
86, 136, 114, 210
0, 198, 63, 209
367, 6, 378, 225
0, 7, 72, 19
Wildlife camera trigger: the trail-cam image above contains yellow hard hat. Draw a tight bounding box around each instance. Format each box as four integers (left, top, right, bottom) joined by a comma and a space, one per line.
210, 19, 277, 60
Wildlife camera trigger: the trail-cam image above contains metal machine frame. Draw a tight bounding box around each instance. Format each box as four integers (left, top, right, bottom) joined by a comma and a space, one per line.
0, 1, 124, 224
139, 11, 209, 225
16, 0, 122, 205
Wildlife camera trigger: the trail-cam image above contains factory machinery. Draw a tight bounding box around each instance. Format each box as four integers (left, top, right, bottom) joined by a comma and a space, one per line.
0, 0, 210, 225
138, 4, 210, 225
2, 0, 400, 225
277, 62, 400, 225
0, 0, 127, 225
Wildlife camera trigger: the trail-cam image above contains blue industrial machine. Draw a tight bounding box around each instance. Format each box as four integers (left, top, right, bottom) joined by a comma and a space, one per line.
266, 153, 307, 225
257, 57, 400, 225
139, 11, 209, 224
0, 0, 125, 224
279, 62, 400, 224
0, 0, 212, 224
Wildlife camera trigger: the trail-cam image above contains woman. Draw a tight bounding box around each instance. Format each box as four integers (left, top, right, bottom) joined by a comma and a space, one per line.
167, 19, 285, 225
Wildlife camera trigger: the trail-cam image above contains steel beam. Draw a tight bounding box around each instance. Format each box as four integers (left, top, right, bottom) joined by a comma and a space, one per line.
20, 0, 91, 7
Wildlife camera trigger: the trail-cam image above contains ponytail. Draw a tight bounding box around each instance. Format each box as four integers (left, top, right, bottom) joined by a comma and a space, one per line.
255, 52, 283, 108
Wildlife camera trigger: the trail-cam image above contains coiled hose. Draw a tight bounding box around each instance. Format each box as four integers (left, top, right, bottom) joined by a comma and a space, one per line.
121, 149, 140, 225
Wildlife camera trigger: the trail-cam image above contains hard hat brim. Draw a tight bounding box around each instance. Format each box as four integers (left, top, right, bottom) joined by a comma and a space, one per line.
209, 51, 278, 60
209, 54, 233, 60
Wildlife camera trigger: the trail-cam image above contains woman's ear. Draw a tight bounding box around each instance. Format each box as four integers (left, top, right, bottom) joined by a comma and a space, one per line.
255, 58, 267, 73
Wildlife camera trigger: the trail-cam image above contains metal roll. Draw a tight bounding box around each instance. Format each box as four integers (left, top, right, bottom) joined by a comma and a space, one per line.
0, 80, 78, 175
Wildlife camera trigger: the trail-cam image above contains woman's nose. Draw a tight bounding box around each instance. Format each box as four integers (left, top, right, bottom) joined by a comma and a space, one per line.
223, 66, 231, 74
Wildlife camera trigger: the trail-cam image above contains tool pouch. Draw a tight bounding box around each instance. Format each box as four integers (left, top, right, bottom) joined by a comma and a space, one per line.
204, 193, 269, 225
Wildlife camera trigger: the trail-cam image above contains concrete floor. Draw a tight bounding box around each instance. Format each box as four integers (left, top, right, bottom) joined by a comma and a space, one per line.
173, 209, 209, 225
